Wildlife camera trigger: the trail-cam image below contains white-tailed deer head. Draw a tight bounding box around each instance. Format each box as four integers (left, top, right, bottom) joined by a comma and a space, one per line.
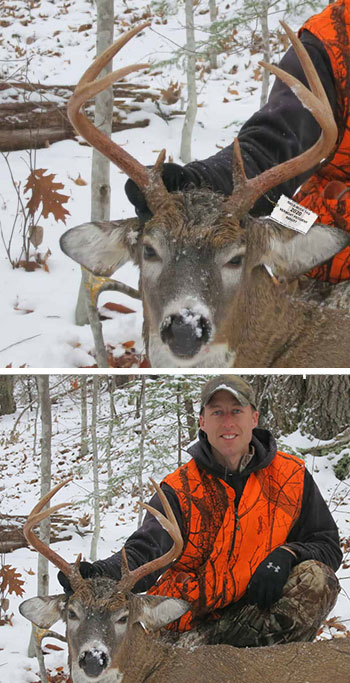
19, 478, 188, 682
60, 23, 350, 368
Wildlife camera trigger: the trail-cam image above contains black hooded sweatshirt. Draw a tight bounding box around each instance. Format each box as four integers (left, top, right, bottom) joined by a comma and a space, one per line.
179, 30, 339, 216
94, 428, 342, 593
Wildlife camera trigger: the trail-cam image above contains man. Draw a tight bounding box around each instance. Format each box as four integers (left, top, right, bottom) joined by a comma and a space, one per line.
125, 0, 350, 283
59, 376, 342, 648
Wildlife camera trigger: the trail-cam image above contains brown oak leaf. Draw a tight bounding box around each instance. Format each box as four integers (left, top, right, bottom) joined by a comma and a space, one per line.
24, 169, 70, 223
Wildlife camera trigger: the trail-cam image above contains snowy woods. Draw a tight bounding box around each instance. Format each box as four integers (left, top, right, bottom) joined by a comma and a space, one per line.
0, 374, 350, 680
0, 0, 327, 368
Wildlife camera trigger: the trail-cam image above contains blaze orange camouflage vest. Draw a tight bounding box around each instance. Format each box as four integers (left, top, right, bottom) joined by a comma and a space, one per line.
148, 453, 305, 631
294, 0, 350, 282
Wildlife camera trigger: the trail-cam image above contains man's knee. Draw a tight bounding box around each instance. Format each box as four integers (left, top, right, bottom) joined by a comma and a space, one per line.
283, 559, 340, 614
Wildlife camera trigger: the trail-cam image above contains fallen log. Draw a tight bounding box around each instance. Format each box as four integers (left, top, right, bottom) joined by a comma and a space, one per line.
0, 80, 159, 151
0, 512, 73, 553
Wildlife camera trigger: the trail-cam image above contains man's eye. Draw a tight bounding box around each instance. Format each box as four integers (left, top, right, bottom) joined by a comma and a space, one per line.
226, 255, 243, 267
143, 244, 159, 260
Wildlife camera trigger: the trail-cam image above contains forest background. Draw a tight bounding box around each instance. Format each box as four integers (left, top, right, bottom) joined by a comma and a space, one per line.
0, 0, 328, 367
0, 373, 350, 681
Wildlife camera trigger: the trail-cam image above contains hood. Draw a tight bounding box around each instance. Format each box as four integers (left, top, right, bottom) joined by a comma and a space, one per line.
187, 427, 277, 482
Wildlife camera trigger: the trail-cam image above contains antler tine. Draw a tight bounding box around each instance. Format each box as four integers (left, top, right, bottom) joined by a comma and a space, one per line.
229, 21, 338, 218
117, 478, 183, 593
77, 21, 151, 88
68, 22, 170, 211
24, 477, 78, 581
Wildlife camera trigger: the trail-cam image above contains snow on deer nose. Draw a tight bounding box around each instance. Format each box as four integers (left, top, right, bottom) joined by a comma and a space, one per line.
160, 308, 212, 358
78, 647, 109, 678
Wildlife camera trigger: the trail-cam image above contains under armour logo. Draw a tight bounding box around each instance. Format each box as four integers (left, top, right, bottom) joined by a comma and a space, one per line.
267, 562, 281, 573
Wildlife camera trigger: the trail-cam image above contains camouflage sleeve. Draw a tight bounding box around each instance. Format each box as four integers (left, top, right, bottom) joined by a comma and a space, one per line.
184, 31, 337, 217
284, 469, 342, 571
93, 484, 183, 592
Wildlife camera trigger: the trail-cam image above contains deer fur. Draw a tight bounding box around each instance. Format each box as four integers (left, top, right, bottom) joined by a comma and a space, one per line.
20, 577, 350, 683
60, 187, 350, 367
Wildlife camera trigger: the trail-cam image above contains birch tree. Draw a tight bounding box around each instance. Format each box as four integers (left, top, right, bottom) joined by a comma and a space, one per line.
27, 376, 52, 680
180, 0, 197, 162
137, 376, 147, 528
259, 0, 271, 107
75, 0, 114, 337
90, 376, 101, 561
208, 0, 218, 70
80, 376, 89, 457
105, 377, 116, 505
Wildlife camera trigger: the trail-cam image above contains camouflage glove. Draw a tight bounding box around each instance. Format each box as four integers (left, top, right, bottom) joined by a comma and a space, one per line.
58, 561, 103, 596
124, 162, 199, 221
246, 547, 296, 610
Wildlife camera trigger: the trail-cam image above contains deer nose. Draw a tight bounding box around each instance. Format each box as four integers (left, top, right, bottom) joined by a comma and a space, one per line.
160, 309, 211, 358
79, 649, 109, 677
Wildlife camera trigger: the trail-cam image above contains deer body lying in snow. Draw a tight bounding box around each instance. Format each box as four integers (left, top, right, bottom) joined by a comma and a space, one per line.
60, 23, 350, 368
20, 479, 350, 683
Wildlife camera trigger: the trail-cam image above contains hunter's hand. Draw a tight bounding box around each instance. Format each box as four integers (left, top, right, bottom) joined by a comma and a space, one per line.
58, 561, 102, 595
246, 547, 296, 610
124, 162, 197, 221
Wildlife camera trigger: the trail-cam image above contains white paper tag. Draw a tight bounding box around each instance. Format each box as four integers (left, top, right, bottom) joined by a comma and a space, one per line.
270, 194, 318, 234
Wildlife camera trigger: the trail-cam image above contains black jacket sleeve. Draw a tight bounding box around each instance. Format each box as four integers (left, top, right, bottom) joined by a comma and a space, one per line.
93, 483, 183, 592
285, 468, 342, 571
183, 31, 338, 216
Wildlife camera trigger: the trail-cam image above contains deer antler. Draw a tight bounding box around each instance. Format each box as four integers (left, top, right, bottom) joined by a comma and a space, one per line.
67, 23, 171, 214
23, 477, 83, 591
229, 21, 338, 218
116, 478, 183, 593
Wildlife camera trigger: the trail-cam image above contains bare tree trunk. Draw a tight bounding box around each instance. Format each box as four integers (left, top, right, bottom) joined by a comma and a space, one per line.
32, 396, 40, 458
302, 375, 350, 440
28, 376, 52, 671
75, 0, 114, 327
176, 383, 182, 467
37, 376, 52, 595
208, 0, 218, 70
0, 376, 16, 414
180, 0, 197, 163
80, 376, 89, 457
106, 377, 116, 505
90, 376, 101, 561
183, 385, 197, 442
259, 0, 270, 108
137, 377, 146, 528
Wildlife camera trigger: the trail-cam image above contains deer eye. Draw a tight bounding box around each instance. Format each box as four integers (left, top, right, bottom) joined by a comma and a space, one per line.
68, 608, 79, 620
143, 244, 159, 261
226, 254, 243, 267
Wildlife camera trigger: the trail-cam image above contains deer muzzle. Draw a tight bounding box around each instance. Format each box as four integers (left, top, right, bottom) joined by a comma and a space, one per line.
160, 308, 212, 358
79, 647, 109, 678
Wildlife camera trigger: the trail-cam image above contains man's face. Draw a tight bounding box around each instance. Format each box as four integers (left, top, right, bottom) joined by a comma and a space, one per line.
199, 390, 259, 471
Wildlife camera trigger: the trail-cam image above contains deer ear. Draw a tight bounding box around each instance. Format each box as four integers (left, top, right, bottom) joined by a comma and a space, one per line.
19, 594, 67, 628
137, 595, 190, 631
60, 217, 141, 277
267, 224, 350, 278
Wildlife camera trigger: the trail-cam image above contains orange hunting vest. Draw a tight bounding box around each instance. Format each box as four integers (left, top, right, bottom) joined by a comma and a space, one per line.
294, 0, 350, 282
148, 453, 305, 631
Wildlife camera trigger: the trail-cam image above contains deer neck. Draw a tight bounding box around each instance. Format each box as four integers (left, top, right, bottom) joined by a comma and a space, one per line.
115, 624, 176, 682
233, 267, 317, 367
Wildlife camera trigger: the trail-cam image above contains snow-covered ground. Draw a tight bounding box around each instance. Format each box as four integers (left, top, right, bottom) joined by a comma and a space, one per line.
0, 378, 349, 682
0, 0, 319, 368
